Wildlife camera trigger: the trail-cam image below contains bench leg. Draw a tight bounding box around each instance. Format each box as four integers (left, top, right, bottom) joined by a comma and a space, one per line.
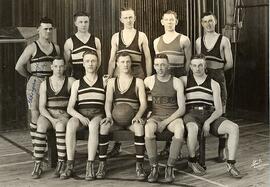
198, 133, 206, 169
47, 129, 58, 168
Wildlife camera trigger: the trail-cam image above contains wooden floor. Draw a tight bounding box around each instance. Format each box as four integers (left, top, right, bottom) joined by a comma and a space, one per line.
0, 117, 269, 187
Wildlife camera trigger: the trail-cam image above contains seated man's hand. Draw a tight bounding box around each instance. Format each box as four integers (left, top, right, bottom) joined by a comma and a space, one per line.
132, 117, 144, 125
79, 116, 90, 126
203, 121, 210, 137
100, 117, 113, 126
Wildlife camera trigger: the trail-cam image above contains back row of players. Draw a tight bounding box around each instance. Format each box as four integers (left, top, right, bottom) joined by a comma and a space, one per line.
15, 8, 242, 183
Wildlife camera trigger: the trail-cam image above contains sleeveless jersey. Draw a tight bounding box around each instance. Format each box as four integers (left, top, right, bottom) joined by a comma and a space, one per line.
185, 73, 214, 107
116, 30, 142, 66
156, 34, 185, 68
70, 34, 97, 79
30, 41, 58, 77
151, 75, 178, 116
113, 77, 139, 110
201, 34, 225, 68
77, 76, 105, 110
46, 77, 70, 110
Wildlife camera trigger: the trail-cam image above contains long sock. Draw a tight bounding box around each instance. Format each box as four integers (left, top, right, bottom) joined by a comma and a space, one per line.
34, 131, 46, 161
99, 134, 109, 161
168, 137, 183, 166
145, 137, 157, 165
56, 131, 66, 161
134, 135, 145, 163
30, 122, 37, 148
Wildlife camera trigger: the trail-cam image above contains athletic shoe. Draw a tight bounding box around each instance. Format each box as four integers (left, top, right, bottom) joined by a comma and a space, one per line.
136, 162, 146, 181
96, 161, 106, 179
31, 161, 43, 179
54, 160, 65, 178
188, 161, 206, 176
107, 142, 121, 158
164, 165, 175, 183
147, 164, 159, 183
227, 163, 243, 178
60, 161, 74, 180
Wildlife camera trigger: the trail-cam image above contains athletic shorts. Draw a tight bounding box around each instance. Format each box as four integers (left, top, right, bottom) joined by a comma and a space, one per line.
207, 68, 227, 107
48, 109, 70, 124
147, 114, 177, 134
26, 76, 45, 110
169, 67, 187, 78
78, 108, 104, 120
183, 109, 227, 136
113, 64, 145, 79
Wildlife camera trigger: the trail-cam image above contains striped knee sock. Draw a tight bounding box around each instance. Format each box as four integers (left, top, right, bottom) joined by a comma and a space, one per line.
34, 131, 46, 161
134, 135, 145, 163
30, 122, 37, 148
56, 131, 66, 161
98, 134, 109, 161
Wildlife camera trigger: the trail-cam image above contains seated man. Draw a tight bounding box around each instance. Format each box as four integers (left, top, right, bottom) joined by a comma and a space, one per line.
60, 50, 106, 181
32, 58, 75, 179
181, 54, 242, 178
144, 54, 185, 183
96, 52, 147, 180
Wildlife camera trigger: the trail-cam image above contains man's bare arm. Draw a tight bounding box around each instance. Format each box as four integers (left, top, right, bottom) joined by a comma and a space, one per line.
223, 37, 233, 71
108, 34, 118, 77
135, 79, 147, 119
64, 38, 73, 76
15, 44, 34, 77
141, 33, 152, 76
182, 36, 191, 73
104, 78, 115, 118
95, 37, 102, 67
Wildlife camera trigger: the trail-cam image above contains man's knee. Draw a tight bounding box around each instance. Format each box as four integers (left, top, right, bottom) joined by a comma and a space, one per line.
66, 117, 80, 133
145, 122, 156, 138
219, 120, 239, 136
37, 115, 50, 132
186, 122, 199, 136
88, 122, 99, 134
100, 124, 110, 135
55, 122, 66, 132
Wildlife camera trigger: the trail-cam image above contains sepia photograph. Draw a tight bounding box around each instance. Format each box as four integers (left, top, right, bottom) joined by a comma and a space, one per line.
0, 0, 269, 186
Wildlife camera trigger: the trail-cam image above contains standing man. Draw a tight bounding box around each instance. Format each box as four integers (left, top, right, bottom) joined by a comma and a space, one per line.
144, 54, 185, 183
32, 58, 75, 179
15, 17, 60, 153
181, 54, 242, 178
107, 7, 152, 156
64, 11, 101, 79
195, 11, 233, 113
60, 50, 106, 181
154, 10, 191, 77
96, 52, 147, 180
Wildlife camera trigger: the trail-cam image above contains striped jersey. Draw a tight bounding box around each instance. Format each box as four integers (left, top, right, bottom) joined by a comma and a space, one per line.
113, 77, 139, 110
151, 75, 178, 116
201, 34, 225, 68
70, 34, 97, 79
116, 30, 143, 66
185, 73, 214, 107
156, 34, 185, 68
30, 41, 58, 77
46, 77, 70, 110
77, 76, 105, 109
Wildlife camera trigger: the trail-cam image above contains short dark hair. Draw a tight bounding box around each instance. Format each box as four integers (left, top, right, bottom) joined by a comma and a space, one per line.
116, 51, 132, 61
39, 17, 53, 27
82, 50, 98, 59
154, 54, 169, 62
74, 11, 90, 21
191, 54, 206, 61
53, 57, 65, 64
120, 7, 135, 17
201, 11, 217, 20
163, 10, 178, 19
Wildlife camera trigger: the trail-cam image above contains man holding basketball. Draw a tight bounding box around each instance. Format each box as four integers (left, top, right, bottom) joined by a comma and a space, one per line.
96, 52, 147, 180
144, 54, 185, 183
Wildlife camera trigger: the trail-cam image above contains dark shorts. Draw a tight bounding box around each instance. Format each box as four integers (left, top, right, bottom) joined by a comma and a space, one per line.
207, 68, 227, 107
183, 109, 227, 136
169, 67, 187, 78
79, 108, 104, 120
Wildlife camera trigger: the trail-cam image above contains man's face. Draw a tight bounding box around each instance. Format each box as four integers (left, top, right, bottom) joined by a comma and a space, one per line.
201, 15, 216, 32
190, 59, 206, 77
75, 16, 90, 33
161, 13, 178, 31
117, 56, 132, 73
120, 10, 136, 29
38, 23, 53, 40
83, 54, 98, 73
51, 59, 65, 76
154, 58, 170, 77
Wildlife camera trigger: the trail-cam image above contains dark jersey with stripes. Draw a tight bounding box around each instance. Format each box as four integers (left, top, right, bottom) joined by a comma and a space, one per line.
70, 34, 97, 79
151, 75, 178, 117
77, 76, 105, 110
201, 34, 225, 67
156, 34, 185, 68
30, 41, 58, 77
113, 77, 139, 110
46, 77, 70, 110
185, 73, 214, 107
116, 30, 143, 66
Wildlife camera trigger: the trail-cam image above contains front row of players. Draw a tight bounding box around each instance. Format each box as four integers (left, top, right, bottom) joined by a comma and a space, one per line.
32, 51, 242, 182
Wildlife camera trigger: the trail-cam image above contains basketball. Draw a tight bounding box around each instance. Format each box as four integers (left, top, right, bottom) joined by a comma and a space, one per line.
112, 103, 135, 126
